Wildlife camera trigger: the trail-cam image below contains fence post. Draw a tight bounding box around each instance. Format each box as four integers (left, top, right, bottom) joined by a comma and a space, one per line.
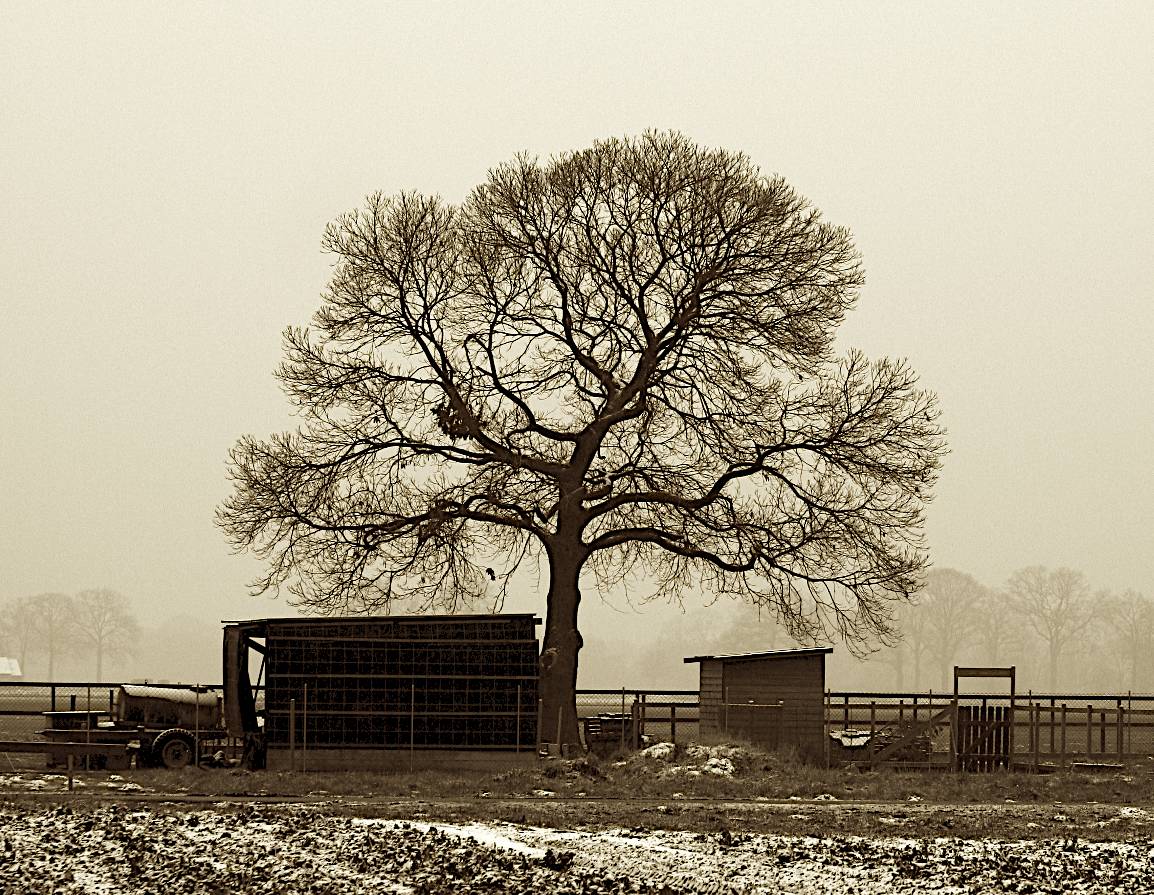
843, 695, 849, 730
1038, 705, 1047, 770
620, 688, 627, 751
51, 685, 57, 713
302, 684, 308, 773
1086, 705, 1093, 760
950, 697, 958, 772
85, 686, 92, 771
515, 684, 522, 754
670, 704, 677, 745
1099, 711, 1107, 755
289, 698, 296, 772
1060, 704, 1067, 769
1116, 701, 1123, 760
1049, 697, 1056, 754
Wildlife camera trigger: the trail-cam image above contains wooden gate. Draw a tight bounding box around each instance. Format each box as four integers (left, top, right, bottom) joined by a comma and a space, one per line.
956, 704, 1011, 771
952, 666, 1015, 772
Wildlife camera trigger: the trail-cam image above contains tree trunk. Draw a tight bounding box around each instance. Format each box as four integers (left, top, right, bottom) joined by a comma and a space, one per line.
539, 539, 585, 751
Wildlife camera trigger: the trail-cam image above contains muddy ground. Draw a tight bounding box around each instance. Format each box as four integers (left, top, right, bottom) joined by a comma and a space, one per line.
3, 782, 1154, 892
3, 744, 1154, 893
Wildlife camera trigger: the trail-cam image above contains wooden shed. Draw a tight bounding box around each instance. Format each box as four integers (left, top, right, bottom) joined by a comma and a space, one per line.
684, 647, 831, 763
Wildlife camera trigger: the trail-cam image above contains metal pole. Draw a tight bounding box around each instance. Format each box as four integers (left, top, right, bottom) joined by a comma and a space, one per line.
302, 684, 308, 773
85, 686, 92, 772
194, 684, 200, 769
409, 683, 415, 774
289, 698, 296, 771
515, 684, 522, 754
1060, 703, 1068, 769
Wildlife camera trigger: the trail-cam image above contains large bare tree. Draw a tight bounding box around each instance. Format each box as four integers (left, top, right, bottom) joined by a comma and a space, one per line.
74, 589, 141, 680
219, 133, 945, 746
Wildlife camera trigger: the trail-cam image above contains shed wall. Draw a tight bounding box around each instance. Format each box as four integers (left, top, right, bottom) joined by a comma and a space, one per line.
696, 653, 827, 762
698, 660, 724, 734
723, 655, 825, 761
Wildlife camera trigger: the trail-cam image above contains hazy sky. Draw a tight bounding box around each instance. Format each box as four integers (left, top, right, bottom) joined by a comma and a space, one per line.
3, 5, 1152, 666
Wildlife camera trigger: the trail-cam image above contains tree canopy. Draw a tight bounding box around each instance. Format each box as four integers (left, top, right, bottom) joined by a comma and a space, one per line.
219, 132, 945, 744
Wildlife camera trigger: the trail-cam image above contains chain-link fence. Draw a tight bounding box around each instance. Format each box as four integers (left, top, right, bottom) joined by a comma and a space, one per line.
8, 682, 1154, 769
0, 682, 124, 742
576, 689, 699, 751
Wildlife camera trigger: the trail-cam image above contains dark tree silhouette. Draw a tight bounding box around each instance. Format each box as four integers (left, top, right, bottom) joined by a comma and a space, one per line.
219, 133, 945, 746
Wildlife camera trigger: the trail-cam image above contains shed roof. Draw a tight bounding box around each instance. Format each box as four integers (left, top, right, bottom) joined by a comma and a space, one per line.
222, 613, 541, 627
683, 647, 833, 664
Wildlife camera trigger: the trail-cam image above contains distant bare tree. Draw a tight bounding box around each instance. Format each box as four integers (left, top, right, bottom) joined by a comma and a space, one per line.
74, 589, 141, 680
972, 587, 1022, 667
1007, 566, 1092, 690
29, 592, 75, 681
0, 596, 39, 673
1099, 590, 1152, 690
921, 568, 983, 689
219, 132, 946, 746
892, 596, 932, 690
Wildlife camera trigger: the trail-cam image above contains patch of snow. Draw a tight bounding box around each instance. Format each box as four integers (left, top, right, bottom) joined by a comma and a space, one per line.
640, 742, 675, 761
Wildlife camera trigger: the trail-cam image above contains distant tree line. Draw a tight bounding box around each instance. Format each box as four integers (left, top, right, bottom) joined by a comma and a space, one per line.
883, 566, 1152, 693
0, 589, 140, 681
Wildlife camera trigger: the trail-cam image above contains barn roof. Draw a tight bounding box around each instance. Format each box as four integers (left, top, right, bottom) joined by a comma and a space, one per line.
683, 646, 833, 664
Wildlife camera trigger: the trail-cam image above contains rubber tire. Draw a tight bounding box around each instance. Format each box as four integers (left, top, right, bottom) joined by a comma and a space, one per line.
152, 729, 196, 769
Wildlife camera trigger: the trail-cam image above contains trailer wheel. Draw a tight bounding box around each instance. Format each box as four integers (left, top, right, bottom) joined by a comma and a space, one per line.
152, 729, 196, 769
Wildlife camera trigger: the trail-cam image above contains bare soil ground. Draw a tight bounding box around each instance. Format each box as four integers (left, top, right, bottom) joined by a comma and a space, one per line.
3, 743, 1154, 893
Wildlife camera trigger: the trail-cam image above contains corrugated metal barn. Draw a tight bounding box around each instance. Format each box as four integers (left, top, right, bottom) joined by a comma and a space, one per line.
224, 614, 540, 770
685, 647, 831, 763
